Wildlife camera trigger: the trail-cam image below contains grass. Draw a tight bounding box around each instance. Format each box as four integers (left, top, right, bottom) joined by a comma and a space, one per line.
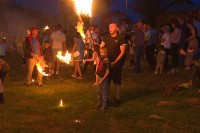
0, 52, 200, 133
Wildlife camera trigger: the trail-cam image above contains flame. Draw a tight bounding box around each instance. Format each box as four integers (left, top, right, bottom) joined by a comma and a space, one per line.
59, 99, 63, 107
44, 25, 49, 30
73, 0, 93, 38
73, 0, 93, 17
36, 63, 50, 76
76, 18, 85, 38
56, 51, 72, 64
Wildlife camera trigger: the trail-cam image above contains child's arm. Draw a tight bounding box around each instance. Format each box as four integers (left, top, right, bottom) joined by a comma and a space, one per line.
85, 53, 95, 62
98, 69, 109, 85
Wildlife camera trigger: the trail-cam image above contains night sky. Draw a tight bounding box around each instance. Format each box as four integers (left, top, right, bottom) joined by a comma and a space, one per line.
13, 0, 200, 20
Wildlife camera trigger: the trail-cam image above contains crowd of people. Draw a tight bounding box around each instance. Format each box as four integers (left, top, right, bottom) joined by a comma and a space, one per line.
0, 16, 200, 111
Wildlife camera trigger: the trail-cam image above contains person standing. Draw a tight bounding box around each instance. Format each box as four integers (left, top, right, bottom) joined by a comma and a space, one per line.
185, 21, 198, 70
50, 24, 66, 75
71, 32, 84, 79
83, 25, 98, 73
100, 22, 126, 107
192, 17, 200, 47
0, 38, 8, 59
133, 21, 145, 74
145, 23, 157, 69
23, 26, 43, 87
160, 25, 171, 70
95, 47, 110, 110
170, 20, 182, 73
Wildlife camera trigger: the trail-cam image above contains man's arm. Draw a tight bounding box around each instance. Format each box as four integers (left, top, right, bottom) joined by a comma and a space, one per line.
111, 44, 126, 66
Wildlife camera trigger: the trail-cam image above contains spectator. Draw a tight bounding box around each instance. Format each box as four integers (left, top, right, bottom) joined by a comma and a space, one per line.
154, 45, 166, 74
50, 24, 66, 75
185, 21, 198, 70
71, 32, 84, 79
0, 38, 8, 59
160, 25, 171, 70
170, 20, 181, 73
83, 25, 98, 73
145, 23, 158, 69
95, 47, 110, 110
192, 17, 200, 47
100, 22, 126, 107
23, 26, 44, 87
133, 21, 144, 74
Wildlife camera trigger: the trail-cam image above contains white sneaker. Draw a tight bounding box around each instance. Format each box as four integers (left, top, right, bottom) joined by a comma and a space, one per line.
154, 71, 158, 75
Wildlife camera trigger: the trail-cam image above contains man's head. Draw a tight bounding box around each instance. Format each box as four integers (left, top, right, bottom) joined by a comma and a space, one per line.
100, 47, 108, 57
57, 24, 62, 31
89, 25, 95, 31
136, 21, 143, 30
31, 26, 39, 37
109, 22, 119, 36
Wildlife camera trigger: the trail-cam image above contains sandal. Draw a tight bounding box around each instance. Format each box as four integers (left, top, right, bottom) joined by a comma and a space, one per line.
71, 74, 76, 78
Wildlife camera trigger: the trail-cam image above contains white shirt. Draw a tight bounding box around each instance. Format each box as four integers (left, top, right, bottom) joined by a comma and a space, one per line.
85, 30, 97, 49
161, 33, 171, 49
50, 30, 66, 50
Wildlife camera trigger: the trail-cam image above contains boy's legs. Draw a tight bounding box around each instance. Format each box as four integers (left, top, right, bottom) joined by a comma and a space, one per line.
96, 76, 102, 108
101, 78, 109, 108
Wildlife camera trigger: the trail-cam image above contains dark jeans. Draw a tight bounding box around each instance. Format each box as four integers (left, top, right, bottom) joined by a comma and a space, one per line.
170, 43, 179, 68
190, 65, 200, 82
82, 49, 93, 73
134, 45, 142, 73
145, 44, 156, 68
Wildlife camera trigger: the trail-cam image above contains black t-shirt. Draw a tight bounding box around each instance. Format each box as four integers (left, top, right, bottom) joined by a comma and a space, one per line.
103, 34, 125, 62
96, 56, 111, 78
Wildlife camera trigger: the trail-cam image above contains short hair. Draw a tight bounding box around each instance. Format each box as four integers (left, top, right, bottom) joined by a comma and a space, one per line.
109, 22, 119, 27
172, 19, 180, 28
57, 24, 62, 30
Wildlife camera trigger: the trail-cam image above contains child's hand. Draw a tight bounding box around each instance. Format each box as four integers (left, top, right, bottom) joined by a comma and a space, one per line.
98, 80, 103, 85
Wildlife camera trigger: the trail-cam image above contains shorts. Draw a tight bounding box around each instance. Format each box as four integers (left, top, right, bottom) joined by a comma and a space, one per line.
108, 61, 123, 85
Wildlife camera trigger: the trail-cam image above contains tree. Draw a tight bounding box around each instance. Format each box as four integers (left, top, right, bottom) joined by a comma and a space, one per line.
129, 0, 193, 23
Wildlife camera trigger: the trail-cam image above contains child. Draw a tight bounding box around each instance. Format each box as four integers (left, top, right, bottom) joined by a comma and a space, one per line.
43, 41, 53, 74
95, 47, 110, 111
183, 47, 195, 70
154, 45, 166, 74
84, 46, 100, 85
0, 59, 9, 104
181, 48, 200, 87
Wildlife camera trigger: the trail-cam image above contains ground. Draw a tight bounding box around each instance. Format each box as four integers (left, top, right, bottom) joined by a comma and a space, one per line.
0, 52, 200, 133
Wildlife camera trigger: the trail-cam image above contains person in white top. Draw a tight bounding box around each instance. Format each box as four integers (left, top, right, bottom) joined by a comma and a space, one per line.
160, 25, 171, 69
83, 25, 98, 73
50, 24, 66, 75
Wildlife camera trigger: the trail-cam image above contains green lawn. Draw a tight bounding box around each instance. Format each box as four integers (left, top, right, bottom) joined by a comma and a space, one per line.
0, 53, 200, 133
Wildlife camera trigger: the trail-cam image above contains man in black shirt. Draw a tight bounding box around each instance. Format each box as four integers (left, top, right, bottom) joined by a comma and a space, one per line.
100, 22, 126, 107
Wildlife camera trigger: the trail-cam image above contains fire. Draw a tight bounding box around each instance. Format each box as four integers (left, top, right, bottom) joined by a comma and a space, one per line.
73, 0, 93, 17
36, 63, 50, 76
73, 0, 93, 38
56, 51, 72, 64
44, 25, 49, 30
59, 99, 63, 107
